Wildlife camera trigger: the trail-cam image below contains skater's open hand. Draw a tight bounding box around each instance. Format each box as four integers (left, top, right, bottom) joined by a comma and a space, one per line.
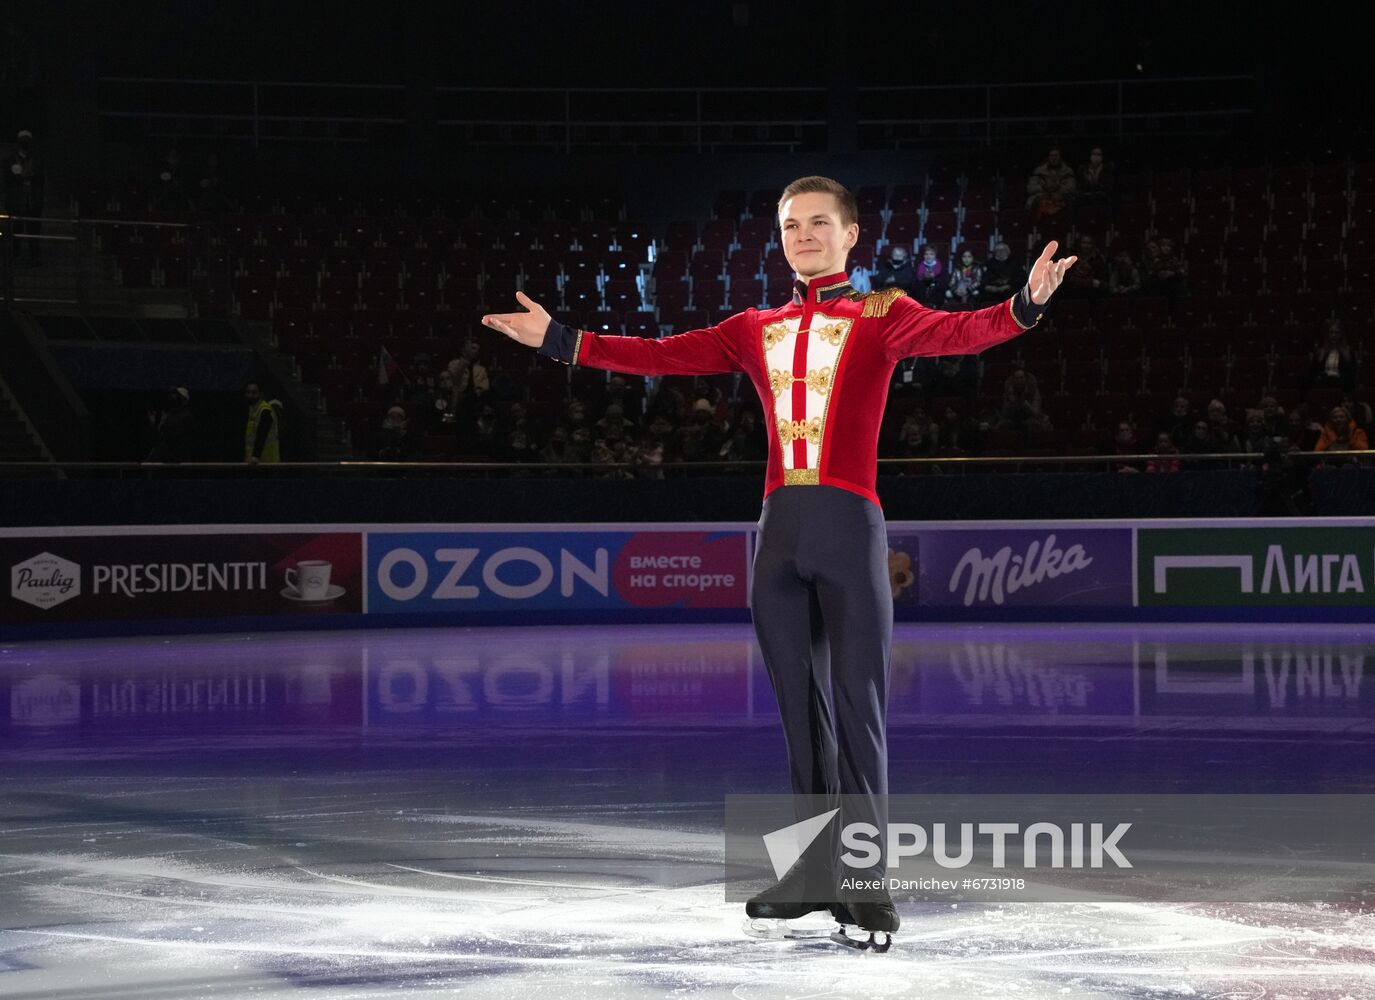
482, 291, 550, 348
1028, 240, 1078, 305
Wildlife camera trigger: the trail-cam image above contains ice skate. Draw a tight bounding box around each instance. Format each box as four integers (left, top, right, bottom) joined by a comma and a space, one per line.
743, 855, 832, 919
827, 892, 899, 952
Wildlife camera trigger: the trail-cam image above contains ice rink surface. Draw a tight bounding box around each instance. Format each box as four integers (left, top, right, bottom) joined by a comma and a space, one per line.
3, 622, 1373, 998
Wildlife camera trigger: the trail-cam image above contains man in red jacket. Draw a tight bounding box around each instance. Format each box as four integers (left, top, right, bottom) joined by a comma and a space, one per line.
484, 176, 1075, 947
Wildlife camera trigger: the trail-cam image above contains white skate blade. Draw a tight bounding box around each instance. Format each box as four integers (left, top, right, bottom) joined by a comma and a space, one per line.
742, 915, 838, 941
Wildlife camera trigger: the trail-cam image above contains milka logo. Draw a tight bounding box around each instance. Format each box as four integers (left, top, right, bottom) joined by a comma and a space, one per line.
949, 534, 1092, 606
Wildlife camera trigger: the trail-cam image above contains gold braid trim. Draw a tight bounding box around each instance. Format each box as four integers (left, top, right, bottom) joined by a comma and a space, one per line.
573, 329, 585, 364
861, 287, 907, 318
805, 366, 833, 395
768, 367, 833, 399
762, 320, 791, 350
777, 416, 822, 446
812, 319, 850, 346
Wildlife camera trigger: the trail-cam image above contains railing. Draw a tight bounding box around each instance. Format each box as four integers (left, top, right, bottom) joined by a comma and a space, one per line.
96, 76, 1254, 152
0, 214, 220, 316
857, 75, 1256, 147
0, 450, 1358, 479
96, 77, 409, 147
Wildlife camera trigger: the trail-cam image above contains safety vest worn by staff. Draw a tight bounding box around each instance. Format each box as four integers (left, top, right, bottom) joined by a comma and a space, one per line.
245, 399, 281, 462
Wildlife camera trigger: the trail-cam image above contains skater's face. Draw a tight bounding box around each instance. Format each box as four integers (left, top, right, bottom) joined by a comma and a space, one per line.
778, 192, 857, 281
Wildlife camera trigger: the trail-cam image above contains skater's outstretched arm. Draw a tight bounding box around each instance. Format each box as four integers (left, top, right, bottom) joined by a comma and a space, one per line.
880, 241, 1077, 362
483, 291, 747, 376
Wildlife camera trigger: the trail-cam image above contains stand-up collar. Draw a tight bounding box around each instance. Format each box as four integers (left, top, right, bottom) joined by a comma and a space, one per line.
791, 270, 852, 307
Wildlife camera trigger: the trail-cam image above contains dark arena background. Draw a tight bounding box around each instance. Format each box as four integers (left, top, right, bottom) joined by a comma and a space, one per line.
3, 2, 1374, 996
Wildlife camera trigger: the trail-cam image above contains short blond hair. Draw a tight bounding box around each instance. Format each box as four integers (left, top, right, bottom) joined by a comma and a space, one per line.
777, 176, 858, 228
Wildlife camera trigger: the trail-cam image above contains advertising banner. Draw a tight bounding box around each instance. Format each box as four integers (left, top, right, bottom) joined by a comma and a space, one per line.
1138, 526, 1375, 608
885, 526, 1134, 610
366, 529, 750, 614
2, 532, 363, 627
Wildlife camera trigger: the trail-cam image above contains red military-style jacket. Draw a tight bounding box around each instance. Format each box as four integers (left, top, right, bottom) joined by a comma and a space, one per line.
538, 270, 1046, 508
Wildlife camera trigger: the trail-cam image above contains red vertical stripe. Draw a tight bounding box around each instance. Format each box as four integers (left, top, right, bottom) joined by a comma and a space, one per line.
790, 326, 809, 468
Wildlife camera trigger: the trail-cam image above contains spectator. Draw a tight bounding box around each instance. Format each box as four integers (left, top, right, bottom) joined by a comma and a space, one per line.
873, 245, 916, 295
1108, 250, 1141, 295
540, 425, 573, 466
472, 403, 500, 458
375, 405, 413, 460
633, 438, 667, 479
917, 354, 977, 409
1025, 147, 1076, 220
1146, 431, 1181, 473
2, 128, 43, 265
913, 245, 948, 307
605, 373, 644, 421
1288, 407, 1323, 451
1303, 319, 1358, 398
1315, 405, 1369, 452
567, 425, 593, 463
1204, 398, 1240, 450
1158, 395, 1198, 448
1075, 146, 1114, 207
1241, 408, 1272, 455
677, 397, 726, 461
1344, 394, 1375, 430
937, 405, 982, 455
979, 242, 1026, 303
996, 367, 1052, 432
1180, 417, 1218, 465
243, 382, 280, 464
1112, 420, 1142, 471
502, 425, 539, 468
1258, 395, 1286, 440
145, 386, 198, 462
434, 369, 461, 428
1062, 235, 1108, 297
1144, 236, 1187, 296
596, 402, 635, 440
946, 249, 984, 304
719, 408, 765, 461
896, 410, 937, 459
591, 438, 633, 479
454, 339, 491, 403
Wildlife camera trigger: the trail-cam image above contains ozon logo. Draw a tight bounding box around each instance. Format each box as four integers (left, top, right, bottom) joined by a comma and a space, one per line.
375, 545, 609, 602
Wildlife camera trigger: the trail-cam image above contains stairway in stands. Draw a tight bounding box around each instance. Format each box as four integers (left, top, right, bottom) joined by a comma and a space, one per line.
0, 376, 50, 464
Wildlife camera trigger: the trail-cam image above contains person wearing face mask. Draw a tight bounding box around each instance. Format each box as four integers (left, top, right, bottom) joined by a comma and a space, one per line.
3, 129, 43, 266
913, 245, 948, 308
482, 175, 1076, 949
872, 244, 915, 295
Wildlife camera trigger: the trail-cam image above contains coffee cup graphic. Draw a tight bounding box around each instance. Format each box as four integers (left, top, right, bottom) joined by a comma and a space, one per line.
283, 560, 340, 602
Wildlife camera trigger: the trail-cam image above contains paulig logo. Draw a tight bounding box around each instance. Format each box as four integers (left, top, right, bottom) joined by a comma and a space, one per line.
765, 810, 1132, 871
11, 552, 82, 611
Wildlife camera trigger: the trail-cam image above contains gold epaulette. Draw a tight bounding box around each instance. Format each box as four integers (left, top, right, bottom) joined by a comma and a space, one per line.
859, 287, 906, 318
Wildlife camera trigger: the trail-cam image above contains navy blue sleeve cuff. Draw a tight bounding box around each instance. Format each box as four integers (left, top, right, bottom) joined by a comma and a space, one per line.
1010, 284, 1048, 330
536, 319, 582, 366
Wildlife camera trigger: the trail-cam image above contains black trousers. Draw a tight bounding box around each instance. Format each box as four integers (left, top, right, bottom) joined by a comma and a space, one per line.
750, 483, 892, 884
